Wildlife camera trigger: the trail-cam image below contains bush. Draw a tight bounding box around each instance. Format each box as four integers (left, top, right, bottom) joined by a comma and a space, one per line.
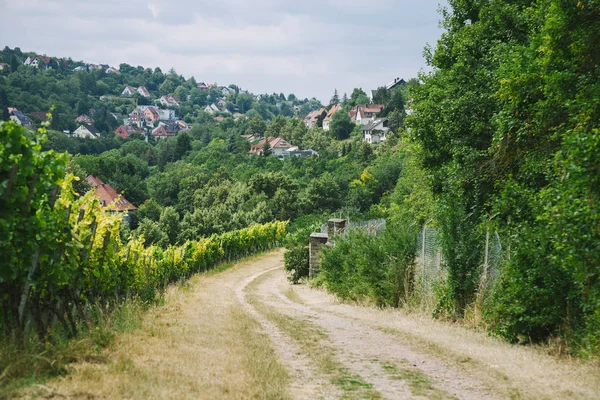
319, 218, 416, 307
283, 245, 309, 284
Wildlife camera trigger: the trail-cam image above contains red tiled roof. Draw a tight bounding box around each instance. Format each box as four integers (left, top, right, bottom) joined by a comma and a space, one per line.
323, 104, 341, 122
86, 175, 136, 211
30, 111, 49, 121
349, 104, 384, 121
249, 136, 293, 154
115, 125, 129, 139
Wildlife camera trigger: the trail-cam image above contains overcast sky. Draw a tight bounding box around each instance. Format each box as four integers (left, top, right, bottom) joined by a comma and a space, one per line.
0, 0, 447, 102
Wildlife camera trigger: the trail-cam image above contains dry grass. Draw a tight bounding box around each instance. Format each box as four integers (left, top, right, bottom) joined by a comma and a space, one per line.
13, 252, 290, 400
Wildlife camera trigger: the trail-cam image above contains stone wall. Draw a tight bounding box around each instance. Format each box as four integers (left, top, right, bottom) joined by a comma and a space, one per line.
309, 232, 328, 277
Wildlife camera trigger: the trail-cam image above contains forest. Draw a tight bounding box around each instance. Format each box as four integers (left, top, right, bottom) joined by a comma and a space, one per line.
1, 0, 599, 369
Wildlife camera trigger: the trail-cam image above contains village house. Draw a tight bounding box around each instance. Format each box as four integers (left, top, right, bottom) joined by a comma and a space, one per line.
23, 56, 52, 69
152, 125, 176, 139
86, 175, 136, 222
158, 95, 180, 108
0, 62, 10, 71
176, 120, 190, 131
219, 86, 234, 96
143, 107, 160, 123
73, 124, 101, 139
322, 104, 341, 131
362, 118, 389, 144
157, 108, 176, 121
106, 67, 119, 74
303, 107, 327, 129
114, 125, 142, 139
137, 86, 150, 97
204, 103, 221, 114
197, 82, 210, 91
249, 137, 294, 157
121, 85, 136, 97
370, 77, 406, 100
7, 108, 34, 129
349, 104, 384, 125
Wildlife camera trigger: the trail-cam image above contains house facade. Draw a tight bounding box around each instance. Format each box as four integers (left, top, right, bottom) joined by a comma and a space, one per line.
73, 125, 101, 139
322, 104, 341, 131
158, 95, 180, 108
86, 175, 136, 222
362, 118, 389, 144
121, 86, 136, 97
249, 136, 294, 156
303, 107, 327, 129
8, 108, 34, 129
137, 86, 150, 97
349, 104, 384, 125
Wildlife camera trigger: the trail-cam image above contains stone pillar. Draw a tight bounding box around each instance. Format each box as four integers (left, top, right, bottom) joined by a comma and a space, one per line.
327, 218, 347, 242
309, 232, 329, 277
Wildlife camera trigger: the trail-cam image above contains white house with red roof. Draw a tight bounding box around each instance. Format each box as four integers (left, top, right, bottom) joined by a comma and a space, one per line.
249, 136, 294, 157
137, 86, 151, 97
121, 85, 136, 97
86, 175, 136, 222
158, 95, 180, 108
349, 104, 384, 125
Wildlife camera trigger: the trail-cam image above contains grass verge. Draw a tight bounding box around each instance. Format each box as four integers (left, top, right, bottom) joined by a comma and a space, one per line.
0, 301, 144, 397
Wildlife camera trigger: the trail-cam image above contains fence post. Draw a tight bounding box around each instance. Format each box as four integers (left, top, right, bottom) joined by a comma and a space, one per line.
422, 219, 432, 292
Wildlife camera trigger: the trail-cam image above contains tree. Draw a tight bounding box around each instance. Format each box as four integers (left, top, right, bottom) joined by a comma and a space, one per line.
0, 83, 9, 120
261, 139, 271, 157
246, 115, 267, 136
316, 109, 327, 128
158, 206, 181, 245
174, 132, 191, 161
371, 87, 387, 105
347, 88, 370, 108
329, 88, 340, 106
329, 110, 354, 140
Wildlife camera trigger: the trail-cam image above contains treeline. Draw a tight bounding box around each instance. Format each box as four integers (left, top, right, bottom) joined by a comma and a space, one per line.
316, 0, 600, 357
0, 121, 287, 344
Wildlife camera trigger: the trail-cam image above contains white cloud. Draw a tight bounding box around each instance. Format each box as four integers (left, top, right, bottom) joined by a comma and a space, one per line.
0, 0, 447, 101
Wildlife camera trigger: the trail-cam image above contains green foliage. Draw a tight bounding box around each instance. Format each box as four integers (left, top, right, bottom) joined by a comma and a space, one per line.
0, 121, 288, 346
283, 246, 309, 284
407, 0, 600, 354
329, 111, 354, 140
319, 217, 417, 307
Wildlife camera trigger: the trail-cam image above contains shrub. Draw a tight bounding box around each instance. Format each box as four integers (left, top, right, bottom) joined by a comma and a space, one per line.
283, 245, 309, 284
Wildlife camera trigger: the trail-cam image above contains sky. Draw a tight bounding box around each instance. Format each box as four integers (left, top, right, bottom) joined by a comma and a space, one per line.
0, 0, 447, 103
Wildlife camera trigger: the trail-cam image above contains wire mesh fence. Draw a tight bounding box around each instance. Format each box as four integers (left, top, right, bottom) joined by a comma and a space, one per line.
320, 219, 386, 236
416, 222, 504, 302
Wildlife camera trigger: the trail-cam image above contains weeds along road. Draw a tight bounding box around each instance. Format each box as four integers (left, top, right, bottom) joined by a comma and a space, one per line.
27, 250, 600, 399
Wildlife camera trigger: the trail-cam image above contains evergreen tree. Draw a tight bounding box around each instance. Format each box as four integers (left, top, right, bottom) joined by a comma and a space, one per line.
329, 88, 340, 106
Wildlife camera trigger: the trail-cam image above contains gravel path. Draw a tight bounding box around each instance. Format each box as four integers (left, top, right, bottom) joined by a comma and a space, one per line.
30, 250, 600, 400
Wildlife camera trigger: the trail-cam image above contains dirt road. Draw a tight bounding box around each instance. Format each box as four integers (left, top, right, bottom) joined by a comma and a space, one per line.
26, 250, 600, 399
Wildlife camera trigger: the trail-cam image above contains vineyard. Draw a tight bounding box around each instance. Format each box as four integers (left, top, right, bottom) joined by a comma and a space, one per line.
0, 120, 287, 344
